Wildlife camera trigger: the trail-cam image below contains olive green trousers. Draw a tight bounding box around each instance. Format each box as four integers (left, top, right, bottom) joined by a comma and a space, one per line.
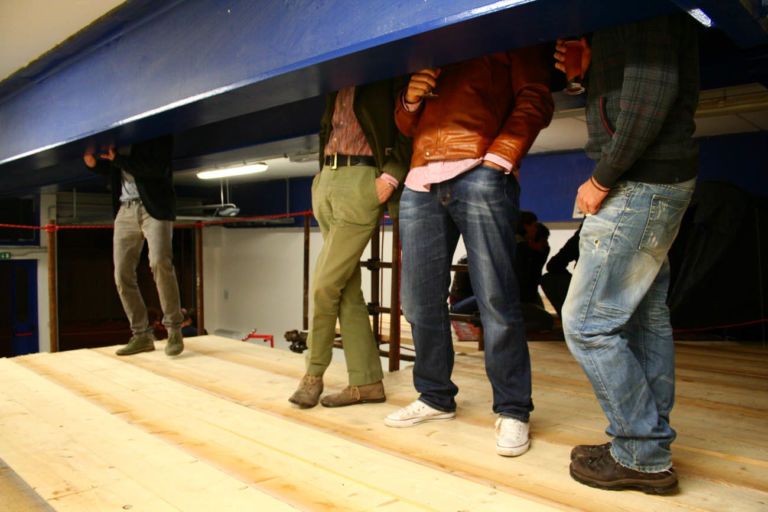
305, 165, 385, 386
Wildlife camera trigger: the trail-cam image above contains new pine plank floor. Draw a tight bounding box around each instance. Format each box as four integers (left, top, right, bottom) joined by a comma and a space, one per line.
0, 335, 766, 511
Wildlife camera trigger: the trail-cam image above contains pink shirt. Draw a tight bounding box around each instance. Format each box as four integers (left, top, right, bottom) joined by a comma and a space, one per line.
401, 96, 514, 192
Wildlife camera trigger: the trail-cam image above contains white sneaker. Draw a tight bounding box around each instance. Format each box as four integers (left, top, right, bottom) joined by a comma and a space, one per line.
495, 416, 530, 456
385, 399, 456, 428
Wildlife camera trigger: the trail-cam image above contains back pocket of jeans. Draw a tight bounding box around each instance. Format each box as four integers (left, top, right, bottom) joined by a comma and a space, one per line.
638, 194, 689, 256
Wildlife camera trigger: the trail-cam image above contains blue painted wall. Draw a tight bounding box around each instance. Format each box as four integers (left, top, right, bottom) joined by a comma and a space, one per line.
519, 151, 593, 222
696, 132, 768, 191
523, 131, 768, 221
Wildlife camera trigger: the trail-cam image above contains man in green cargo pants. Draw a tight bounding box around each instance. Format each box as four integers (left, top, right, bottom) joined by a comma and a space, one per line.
289, 76, 412, 408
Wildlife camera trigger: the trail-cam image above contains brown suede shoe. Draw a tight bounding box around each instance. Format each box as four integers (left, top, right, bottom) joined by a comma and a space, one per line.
570, 441, 612, 461
288, 374, 323, 408
570, 449, 678, 495
320, 381, 385, 408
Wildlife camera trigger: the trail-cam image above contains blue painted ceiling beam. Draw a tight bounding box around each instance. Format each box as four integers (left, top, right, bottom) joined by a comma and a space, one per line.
0, 0, 766, 196
0, 0, 674, 164
670, 0, 768, 47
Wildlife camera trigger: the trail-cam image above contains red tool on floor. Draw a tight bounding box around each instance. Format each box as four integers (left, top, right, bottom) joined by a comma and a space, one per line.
242, 328, 274, 347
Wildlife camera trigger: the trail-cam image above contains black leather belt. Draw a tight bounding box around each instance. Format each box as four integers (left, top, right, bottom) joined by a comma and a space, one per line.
324, 153, 376, 169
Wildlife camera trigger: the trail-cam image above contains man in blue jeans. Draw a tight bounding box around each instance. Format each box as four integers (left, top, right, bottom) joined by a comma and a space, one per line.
555, 13, 699, 493
384, 47, 553, 458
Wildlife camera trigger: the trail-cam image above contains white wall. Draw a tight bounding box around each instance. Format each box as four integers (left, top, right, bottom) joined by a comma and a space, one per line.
202, 225, 381, 342
202, 226, 319, 341
547, 227, 579, 273
200, 222, 580, 345
37, 193, 57, 352
4, 193, 56, 353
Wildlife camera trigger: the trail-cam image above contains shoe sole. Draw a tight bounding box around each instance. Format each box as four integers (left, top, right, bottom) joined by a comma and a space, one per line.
288, 397, 319, 409
116, 346, 155, 356
569, 466, 679, 495
384, 412, 455, 428
496, 439, 531, 457
320, 396, 386, 408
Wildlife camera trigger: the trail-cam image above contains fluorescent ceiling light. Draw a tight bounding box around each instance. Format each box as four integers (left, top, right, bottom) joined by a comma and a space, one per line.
197, 162, 268, 180
687, 8, 713, 27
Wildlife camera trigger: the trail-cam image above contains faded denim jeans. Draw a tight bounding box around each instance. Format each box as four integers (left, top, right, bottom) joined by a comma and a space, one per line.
562, 178, 695, 472
113, 201, 183, 336
400, 164, 532, 421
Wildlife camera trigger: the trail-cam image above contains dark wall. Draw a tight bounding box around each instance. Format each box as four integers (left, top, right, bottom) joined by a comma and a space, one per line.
0, 266, 10, 357
57, 227, 196, 350
669, 180, 768, 339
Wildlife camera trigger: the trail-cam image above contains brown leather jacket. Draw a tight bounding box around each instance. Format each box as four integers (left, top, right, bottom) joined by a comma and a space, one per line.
395, 45, 554, 170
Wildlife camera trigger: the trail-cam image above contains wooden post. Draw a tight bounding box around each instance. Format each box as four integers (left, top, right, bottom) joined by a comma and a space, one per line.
303, 213, 311, 331
370, 223, 381, 344
754, 207, 766, 346
389, 217, 401, 372
46, 220, 58, 353
194, 222, 205, 335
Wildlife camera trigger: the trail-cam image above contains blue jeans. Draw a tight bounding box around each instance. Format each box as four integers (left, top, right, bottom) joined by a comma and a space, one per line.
562, 178, 695, 472
400, 165, 532, 421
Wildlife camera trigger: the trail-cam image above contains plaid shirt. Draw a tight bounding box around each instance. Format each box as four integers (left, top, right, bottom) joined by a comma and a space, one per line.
586, 13, 700, 187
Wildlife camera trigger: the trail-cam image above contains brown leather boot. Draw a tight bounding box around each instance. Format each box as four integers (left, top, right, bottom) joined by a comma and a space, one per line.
320, 381, 385, 408
570, 441, 611, 461
288, 374, 323, 408
569, 449, 678, 494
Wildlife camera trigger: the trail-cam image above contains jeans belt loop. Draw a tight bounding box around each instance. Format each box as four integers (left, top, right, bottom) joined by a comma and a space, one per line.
331, 152, 338, 170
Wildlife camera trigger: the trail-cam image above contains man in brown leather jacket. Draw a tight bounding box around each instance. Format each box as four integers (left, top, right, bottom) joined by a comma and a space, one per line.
384, 46, 553, 458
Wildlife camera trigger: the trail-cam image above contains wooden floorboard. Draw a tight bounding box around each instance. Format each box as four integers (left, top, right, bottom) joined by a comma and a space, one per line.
1, 335, 766, 511
0, 459, 56, 512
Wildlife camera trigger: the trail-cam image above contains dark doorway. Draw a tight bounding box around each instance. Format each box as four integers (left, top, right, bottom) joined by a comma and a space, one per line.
0, 260, 39, 357
56, 227, 196, 350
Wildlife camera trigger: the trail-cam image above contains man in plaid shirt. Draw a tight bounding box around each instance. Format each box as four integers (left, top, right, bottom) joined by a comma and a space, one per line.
555, 12, 699, 494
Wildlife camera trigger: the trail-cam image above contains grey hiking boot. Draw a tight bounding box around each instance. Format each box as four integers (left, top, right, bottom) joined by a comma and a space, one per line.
165, 329, 184, 356
116, 334, 155, 356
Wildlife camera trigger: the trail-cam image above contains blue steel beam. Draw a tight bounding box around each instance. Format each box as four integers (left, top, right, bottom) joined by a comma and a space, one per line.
0, 0, 677, 164
3, 0, 764, 196
0, 1, 679, 158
